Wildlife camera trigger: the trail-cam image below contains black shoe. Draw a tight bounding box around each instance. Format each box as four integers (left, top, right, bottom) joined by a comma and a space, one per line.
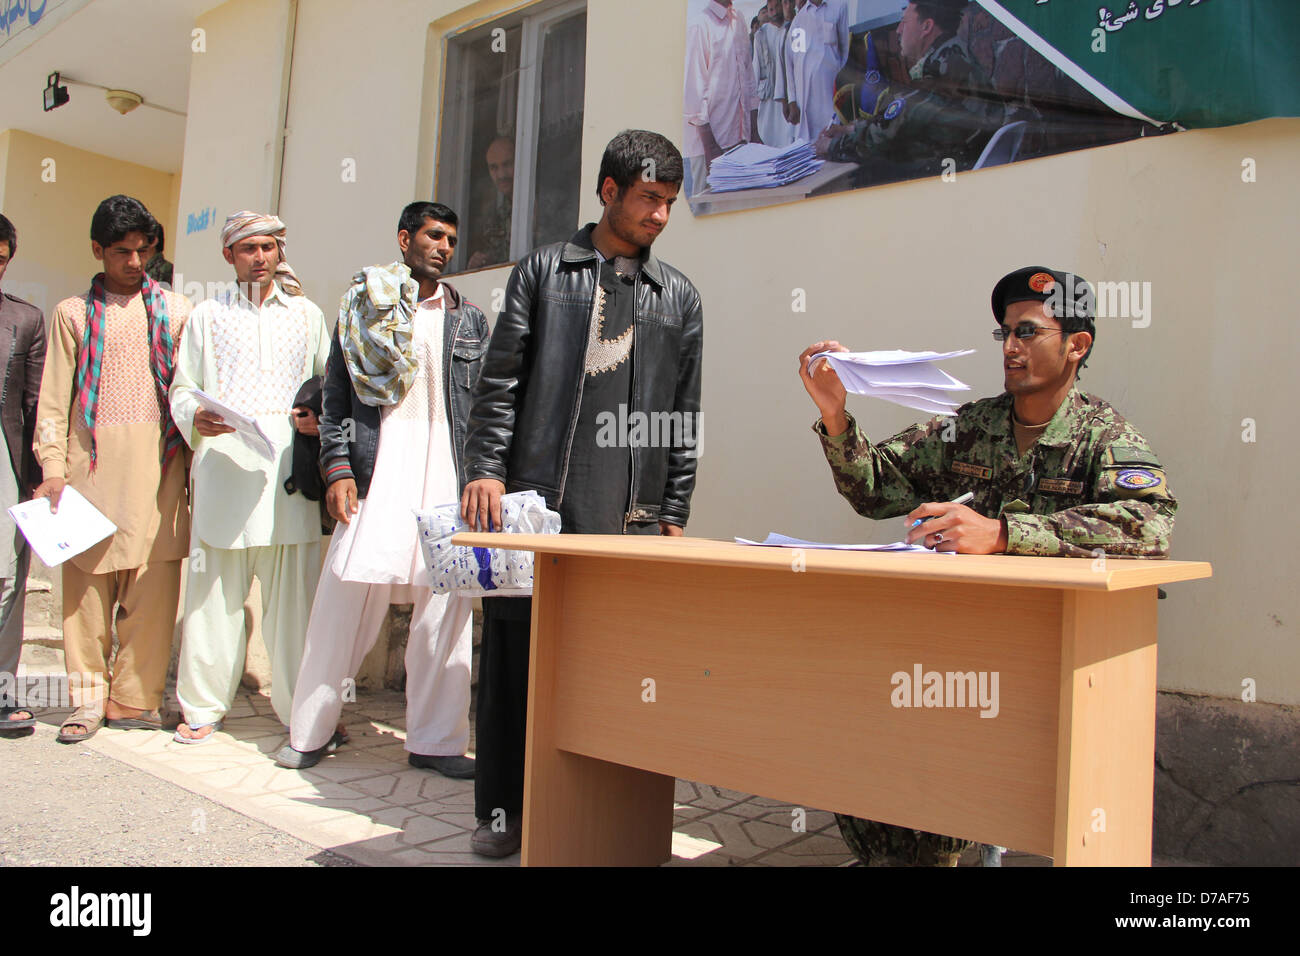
407, 752, 475, 779
274, 729, 346, 769
471, 815, 522, 857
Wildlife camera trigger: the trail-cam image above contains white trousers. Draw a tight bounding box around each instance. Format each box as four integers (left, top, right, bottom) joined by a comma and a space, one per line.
289, 553, 472, 756
177, 542, 318, 728
757, 99, 793, 149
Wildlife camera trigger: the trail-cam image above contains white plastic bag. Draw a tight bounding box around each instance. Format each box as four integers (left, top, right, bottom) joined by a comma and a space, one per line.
415, 490, 561, 597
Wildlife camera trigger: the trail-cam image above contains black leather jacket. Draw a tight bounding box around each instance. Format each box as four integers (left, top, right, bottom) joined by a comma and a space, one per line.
319, 281, 488, 498
463, 224, 703, 530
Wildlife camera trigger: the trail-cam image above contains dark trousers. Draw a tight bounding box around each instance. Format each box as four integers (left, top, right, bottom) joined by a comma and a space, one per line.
474, 596, 533, 821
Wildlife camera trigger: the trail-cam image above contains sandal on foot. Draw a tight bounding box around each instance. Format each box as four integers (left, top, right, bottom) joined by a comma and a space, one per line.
57, 706, 104, 743
105, 709, 163, 731
0, 705, 37, 732
172, 719, 223, 745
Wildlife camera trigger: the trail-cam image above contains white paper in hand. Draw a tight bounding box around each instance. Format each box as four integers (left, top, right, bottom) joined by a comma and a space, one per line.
8, 487, 117, 566
193, 388, 277, 462
806, 348, 975, 415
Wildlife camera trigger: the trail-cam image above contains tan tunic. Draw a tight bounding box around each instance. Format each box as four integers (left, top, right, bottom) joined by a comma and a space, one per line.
36, 290, 192, 574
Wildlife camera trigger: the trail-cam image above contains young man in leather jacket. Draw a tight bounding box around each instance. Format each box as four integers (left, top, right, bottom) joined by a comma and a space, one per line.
460, 130, 704, 856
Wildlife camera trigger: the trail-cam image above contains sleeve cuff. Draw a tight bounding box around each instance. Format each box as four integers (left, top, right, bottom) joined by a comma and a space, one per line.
812, 412, 862, 448
41, 460, 67, 480
1002, 513, 1047, 556
323, 459, 354, 485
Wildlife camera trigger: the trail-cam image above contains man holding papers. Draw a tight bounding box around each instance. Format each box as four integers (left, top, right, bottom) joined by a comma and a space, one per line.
802, 266, 1177, 557
33, 196, 192, 741
800, 265, 1178, 864
168, 211, 328, 743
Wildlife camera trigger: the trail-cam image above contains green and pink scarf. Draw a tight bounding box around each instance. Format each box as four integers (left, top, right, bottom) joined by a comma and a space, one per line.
74, 273, 183, 471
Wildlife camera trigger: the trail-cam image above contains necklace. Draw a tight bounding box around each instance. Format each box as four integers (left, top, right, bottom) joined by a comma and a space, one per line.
1012, 408, 1053, 429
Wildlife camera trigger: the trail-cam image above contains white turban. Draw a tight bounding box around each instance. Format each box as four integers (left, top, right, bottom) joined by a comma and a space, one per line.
220, 210, 304, 296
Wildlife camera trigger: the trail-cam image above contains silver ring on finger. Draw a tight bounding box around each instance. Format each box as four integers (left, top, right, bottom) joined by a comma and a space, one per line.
933, 532, 943, 544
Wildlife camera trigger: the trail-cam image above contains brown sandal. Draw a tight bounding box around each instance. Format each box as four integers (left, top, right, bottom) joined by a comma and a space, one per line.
57, 705, 105, 743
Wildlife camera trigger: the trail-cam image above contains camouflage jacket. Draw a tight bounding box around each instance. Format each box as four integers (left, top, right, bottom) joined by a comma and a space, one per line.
828, 33, 1003, 170
815, 388, 1177, 558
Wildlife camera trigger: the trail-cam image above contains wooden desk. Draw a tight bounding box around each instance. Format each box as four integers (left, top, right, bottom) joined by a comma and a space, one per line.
452, 534, 1211, 866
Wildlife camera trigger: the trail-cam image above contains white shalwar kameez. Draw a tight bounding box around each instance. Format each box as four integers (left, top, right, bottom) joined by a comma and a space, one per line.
755, 21, 794, 149
170, 283, 329, 728
290, 290, 473, 756
789, 0, 850, 142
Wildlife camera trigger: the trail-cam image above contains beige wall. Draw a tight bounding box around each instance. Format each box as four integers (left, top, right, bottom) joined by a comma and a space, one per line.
176, 0, 1298, 704
0, 128, 176, 315
171, 0, 294, 298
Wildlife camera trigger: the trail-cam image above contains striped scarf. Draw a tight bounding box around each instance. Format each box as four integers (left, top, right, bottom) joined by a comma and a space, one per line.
75, 273, 184, 471
337, 261, 420, 407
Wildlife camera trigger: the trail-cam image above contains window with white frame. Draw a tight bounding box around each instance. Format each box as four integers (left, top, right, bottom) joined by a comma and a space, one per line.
437, 0, 586, 274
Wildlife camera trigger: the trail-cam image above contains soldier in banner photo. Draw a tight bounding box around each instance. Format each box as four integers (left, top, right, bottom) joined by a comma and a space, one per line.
813, 0, 1004, 182
798, 265, 1177, 864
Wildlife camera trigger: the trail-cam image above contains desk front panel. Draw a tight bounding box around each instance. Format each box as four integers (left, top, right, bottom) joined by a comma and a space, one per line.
543, 555, 1070, 855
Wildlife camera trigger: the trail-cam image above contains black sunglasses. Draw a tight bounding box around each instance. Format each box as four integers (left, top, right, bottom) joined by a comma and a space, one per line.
992, 323, 1067, 342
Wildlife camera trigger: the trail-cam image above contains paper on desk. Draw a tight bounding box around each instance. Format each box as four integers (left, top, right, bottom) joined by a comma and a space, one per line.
806, 349, 975, 415
8, 487, 117, 567
192, 388, 277, 462
735, 532, 932, 553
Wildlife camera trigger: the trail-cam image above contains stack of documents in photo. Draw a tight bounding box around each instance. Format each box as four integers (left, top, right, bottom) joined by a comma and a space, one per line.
706, 140, 822, 192
806, 348, 976, 416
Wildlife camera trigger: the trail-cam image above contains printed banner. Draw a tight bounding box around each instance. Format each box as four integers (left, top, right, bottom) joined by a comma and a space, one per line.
682, 0, 1300, 215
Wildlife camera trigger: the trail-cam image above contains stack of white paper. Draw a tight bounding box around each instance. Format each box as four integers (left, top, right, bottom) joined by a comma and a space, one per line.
735, 532, 933, 553
706, 140, 823, 192
806, 348, 977, 415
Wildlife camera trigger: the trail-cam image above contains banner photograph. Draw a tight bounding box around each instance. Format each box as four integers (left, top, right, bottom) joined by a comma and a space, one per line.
682, 0, 1300, 215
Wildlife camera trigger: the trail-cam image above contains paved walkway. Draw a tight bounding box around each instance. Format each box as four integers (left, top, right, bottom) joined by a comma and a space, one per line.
13, 606, 1050, 867
52, 688, 863, 867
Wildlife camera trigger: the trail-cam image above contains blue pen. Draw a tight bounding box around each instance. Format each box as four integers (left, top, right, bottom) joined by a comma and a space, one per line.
909, 491, 974, 529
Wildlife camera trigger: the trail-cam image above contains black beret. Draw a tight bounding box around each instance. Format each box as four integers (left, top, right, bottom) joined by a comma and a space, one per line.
990, 266, 1096, 330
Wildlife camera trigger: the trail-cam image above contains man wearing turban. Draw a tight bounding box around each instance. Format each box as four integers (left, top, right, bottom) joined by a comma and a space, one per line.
168, 211, 329, 743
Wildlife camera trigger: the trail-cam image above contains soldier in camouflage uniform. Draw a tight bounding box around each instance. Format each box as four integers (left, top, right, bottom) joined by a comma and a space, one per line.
813, 0, 1003, 181
799, 265, 1177, 864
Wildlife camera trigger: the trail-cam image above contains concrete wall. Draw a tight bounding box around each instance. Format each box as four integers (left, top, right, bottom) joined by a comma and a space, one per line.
170, 0, 294, 296
170, 0, 1299, 708
0, 128, 177, 314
